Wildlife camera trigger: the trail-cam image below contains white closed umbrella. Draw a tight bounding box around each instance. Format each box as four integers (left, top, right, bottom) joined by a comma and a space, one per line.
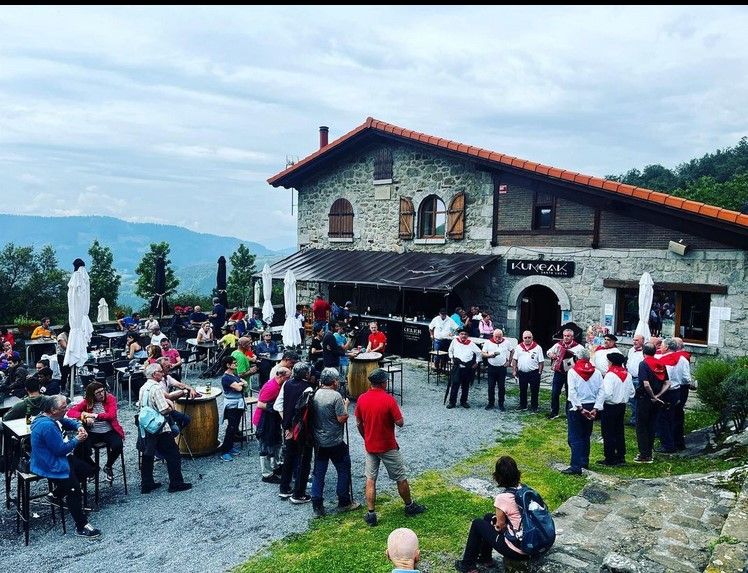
254, 280, 261, 309
634, 271, 654, 340
281, 269, 301, 347
65, 263, 94, 398
97, 297, 110, 322
261, 263, 274, 325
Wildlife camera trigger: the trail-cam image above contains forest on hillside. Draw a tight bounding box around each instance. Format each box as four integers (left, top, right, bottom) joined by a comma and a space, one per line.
607, 137, 748, 212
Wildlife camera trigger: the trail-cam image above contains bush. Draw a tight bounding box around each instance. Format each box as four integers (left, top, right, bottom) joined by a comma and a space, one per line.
723, 367, 748, 412
695, 358, 733, 412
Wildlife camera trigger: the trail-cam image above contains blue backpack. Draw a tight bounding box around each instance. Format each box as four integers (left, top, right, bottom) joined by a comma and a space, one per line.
504, 485, 556, 556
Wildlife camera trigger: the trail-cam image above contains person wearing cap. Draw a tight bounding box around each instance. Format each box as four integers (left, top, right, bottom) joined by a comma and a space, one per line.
429, 308, 458, 371
446, 329, 482, 409
597, 352, 635, 466
561, 349, 604, 475
592, 333, 619, 374
355, 368, 425, 527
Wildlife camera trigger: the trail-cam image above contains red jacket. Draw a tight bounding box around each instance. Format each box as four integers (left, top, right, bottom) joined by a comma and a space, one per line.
66, 393, 125, 439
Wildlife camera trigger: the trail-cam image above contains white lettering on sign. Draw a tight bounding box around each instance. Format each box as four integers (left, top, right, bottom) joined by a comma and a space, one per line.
507, 260, 574, 277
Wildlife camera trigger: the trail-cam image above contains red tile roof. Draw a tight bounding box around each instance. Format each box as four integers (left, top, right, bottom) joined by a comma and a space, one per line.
268, 117, 748, 229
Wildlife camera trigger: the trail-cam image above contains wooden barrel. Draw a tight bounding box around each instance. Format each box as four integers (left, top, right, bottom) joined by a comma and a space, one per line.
348, 352, 382, 399
174, 385, 223, 456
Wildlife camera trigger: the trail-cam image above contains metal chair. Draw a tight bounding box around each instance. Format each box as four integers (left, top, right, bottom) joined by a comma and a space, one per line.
16, 471, 66, 545
427, 351, 451, 384
91, 441, 128, 508
381, 356, 404, 405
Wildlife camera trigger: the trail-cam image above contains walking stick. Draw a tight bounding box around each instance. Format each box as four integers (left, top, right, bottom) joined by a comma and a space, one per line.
443, 364, 455, 405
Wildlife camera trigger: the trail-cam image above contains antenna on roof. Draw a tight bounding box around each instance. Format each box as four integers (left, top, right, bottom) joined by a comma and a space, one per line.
285, 155, 299, 215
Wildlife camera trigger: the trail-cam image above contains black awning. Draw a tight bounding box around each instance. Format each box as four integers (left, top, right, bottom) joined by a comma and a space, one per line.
259, 249, 499, 293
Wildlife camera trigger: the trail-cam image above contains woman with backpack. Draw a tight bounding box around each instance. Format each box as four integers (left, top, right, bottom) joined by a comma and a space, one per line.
455, 456, 530, 572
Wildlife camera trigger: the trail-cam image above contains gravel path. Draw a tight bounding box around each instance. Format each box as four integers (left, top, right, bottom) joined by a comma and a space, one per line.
0, 360, 526, 572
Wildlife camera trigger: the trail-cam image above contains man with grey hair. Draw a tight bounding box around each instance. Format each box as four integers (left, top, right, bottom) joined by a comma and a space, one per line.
481, 328, 514, 411
310, 368, 358, 517
355, 368, 425, 527
657, 338, 691, 452
138, 362, 191, 494
31, 394, 101, 537
387, 527, 421, 573
626, 333, 645, 426
278, 361, 314, 503
547, 328, 583, 419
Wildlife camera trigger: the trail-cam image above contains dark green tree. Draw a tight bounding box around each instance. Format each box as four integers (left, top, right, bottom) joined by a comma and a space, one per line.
88, 240, 121, 318
26, 245, 68, 322
134, 242, 179, 302
227, 244, 257, 308
0, 243, 36, 322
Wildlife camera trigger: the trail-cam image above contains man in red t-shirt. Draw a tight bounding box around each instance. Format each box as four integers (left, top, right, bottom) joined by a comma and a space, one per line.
354, 368, 425, 527
366, 321, 387, 354
311, 294, 331, 333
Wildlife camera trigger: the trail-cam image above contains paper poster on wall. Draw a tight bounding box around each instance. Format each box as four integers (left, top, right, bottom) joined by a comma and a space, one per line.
507, 309, 517, 321
561, 310, 572, 323
604, 304, 614, 328
708, 307, 721, 345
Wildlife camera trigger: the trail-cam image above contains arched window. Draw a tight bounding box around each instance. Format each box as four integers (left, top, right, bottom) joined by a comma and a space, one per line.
417, 194, 447, 238
328, 198, 354, 238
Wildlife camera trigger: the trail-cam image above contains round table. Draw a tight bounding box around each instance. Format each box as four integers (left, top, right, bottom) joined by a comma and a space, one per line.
174, 384, 223, 456
348, 352, 382, 399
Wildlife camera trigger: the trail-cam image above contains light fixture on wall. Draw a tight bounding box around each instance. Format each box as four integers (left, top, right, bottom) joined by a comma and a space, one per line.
668, 239, 691, 256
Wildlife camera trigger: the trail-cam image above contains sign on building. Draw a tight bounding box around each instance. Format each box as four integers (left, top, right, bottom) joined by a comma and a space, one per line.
506, 259, 575, 278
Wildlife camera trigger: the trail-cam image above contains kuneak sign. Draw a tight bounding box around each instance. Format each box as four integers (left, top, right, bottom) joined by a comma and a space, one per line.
507, 259, 575, 278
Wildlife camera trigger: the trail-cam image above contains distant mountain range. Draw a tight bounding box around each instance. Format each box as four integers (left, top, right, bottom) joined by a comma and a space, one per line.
0, 214, 295, 308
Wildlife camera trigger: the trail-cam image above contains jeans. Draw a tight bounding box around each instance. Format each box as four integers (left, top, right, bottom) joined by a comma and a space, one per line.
636, 395, 660, 458
280, 438, 313, 497
76, 430, 123, 469
486, 365, 507, 407
517, 370, 540, 410
141, 431, 185, 488
628, 377, 640, 424
220, 408, 244, 453
600, 403, 626, 463
311, 442, 352, 507
674, 386, 689, 449
461, 513, 528, 567
549, 370, 567, 416
169, 410, 191, 436
433, 338, 450, 368
567, 402, 595, 470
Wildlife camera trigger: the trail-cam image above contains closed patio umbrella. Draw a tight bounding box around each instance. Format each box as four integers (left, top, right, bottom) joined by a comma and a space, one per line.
149, 255, 169, 317
216, 256, 228, 308
634, 271, 654, 340
261, 263, 274, 325
64, 259, 94, 398
281, 269, 301, 347
97, 297, 110, 322
254, 280, 261, 309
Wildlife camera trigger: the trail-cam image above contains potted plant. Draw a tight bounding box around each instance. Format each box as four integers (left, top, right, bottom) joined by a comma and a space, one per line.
13, 315, 39, 338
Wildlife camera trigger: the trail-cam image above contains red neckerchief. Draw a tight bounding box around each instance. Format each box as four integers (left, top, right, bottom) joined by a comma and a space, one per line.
643, 356, 667, 381
658, 351, 681, 367
457, 337, 472, 345
677, 350, 691, 362
573, 358, 596, 381
562, 340, 579, 349
608, 365, 629, 383
242, 348, 255, 359
491, 336, 504, 345
520, 341, 538, 351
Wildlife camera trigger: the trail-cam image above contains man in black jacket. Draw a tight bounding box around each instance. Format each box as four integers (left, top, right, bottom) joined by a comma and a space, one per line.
278, 361, 314, 504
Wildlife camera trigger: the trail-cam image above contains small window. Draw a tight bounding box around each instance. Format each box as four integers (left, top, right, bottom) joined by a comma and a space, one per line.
532, 192, 555, 230
328, 198, 354, 238
418, 194, 447, 238
374, 148, 393, 181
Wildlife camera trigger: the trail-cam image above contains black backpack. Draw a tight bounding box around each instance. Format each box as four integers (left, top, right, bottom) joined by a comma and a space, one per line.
290, 388, 316, 446
504, 485, 556, 556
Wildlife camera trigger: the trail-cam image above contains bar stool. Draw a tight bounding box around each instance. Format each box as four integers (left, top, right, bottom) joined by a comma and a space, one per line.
239, 396, 259, 448
91, 440, 128, 507
16, 471, 66, 545
381, 356, 404, 405
427, 351, 450, 384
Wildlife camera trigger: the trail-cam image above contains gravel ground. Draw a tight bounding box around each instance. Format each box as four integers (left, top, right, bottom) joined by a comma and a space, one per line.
0, 360, 529, 573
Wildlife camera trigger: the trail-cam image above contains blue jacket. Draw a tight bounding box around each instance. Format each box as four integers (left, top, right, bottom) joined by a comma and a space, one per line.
30, 415, 81, 479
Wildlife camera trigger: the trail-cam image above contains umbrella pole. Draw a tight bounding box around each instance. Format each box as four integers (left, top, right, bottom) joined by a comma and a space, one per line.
70, 365, 77, 400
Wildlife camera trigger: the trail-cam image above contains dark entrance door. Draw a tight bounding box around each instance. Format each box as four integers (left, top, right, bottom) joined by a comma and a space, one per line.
519, 285, 560, 351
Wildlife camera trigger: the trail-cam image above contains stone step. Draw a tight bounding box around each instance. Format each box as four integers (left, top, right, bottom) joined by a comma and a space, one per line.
704, 466, 748, 573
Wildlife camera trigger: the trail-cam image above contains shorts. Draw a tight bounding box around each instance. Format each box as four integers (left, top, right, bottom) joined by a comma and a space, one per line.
364, 448, 408, 482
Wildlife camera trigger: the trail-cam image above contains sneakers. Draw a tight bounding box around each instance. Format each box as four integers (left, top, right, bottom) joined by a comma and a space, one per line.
229, 446, 242, 456
547, 413, 560, 420
220, 453, 234, 462
404, 501, 426, 516
337, 500, 361, 512
104, 466, 114, 483
168, 482, 192, 493
364, 511, 378, 526
290, 494, 312, 505
261, 474, 282, 484
141, 482, 162, 494
446, 403, 455, 409
278, 489, 293, 499
75, 523, 101, 538
454, 559, 479, 573
633, 454, 653, 464
312, 504, 326, 518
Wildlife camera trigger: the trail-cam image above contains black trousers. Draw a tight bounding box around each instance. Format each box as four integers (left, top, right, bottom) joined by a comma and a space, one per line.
141, 431, 185, 488
49, 456, 96, 530
635, 395, 660, 458
57, 353, 71, 390
220, 408, 244, 453
280, 438, 313, 497
76, 430, 123, 469
517, 370, 540, 410
461, 513, 528, 568
600, 403, 626, 463
674, 386, 689, 449
486, 365, 507, 407
449, 366, 474, 405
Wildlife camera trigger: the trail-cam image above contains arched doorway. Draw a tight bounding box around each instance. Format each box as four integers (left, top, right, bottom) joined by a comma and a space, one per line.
519, 285, 560, 351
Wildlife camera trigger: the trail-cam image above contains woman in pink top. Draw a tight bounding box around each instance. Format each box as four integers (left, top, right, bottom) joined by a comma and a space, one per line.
478, 313, 494, 339
253, 367, 291, 483
455, 456, 528, 572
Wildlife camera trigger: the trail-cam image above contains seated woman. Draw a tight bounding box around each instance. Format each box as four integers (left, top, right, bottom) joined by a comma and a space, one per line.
255, 331, 279, 356
196, 321, 214, 343
145, 344, 162, 365
126, 333, 147, 360
479, 313, 494, 339
455, 456, 529, 572
67, 382, 125, 483
219, 324, 239, 349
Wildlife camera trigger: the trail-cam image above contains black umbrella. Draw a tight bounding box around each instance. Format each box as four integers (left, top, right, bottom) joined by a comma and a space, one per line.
216, 256, 228, 308
150, 255, 169, 317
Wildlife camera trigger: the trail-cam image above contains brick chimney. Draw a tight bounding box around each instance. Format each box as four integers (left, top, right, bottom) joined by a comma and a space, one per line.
319, 126, 329, 149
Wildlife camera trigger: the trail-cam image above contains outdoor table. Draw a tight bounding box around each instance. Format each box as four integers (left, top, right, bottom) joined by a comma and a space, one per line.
115, 365, 145, 406
100, 331, 125, 351
24, 338, 56, 365
186, 337, 218, 367
174, 384, 223, 456
256, 352, 284, 385
3, 417, 31, 509
348, 351, 382, 399
0, 396, 21, 418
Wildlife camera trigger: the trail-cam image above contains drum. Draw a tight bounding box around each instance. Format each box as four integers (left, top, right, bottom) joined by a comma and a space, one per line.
348, 352, 383, 399
174, 385, 223, 456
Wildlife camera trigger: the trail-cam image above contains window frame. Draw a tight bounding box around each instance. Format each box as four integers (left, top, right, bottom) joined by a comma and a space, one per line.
373, 148, 393, 182
417, 194, 447, 239
328, 198, 354, 239
532, 192, 556, 230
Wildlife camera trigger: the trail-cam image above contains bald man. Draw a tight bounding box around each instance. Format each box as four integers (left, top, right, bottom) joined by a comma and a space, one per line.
387, 527, 421, 573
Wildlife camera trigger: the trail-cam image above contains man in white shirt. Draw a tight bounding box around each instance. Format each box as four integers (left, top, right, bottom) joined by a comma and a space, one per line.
429, 308, 458, 371
546, 329, 584, 419
150, 324, 168, 348
481, 329, 514, 411
446, 329, 482, 409
626, 334, 645, 426
592, 334, 619, 374
657, 338, 691, 452
512, 331, 544, 412
598, 352, 635, 466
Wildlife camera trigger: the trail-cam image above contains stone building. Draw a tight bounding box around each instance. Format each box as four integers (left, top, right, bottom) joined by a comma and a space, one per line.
266, 118, 748, 358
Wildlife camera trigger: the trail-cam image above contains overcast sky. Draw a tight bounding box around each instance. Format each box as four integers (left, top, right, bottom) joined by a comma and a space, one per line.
1, 6, 747, 249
